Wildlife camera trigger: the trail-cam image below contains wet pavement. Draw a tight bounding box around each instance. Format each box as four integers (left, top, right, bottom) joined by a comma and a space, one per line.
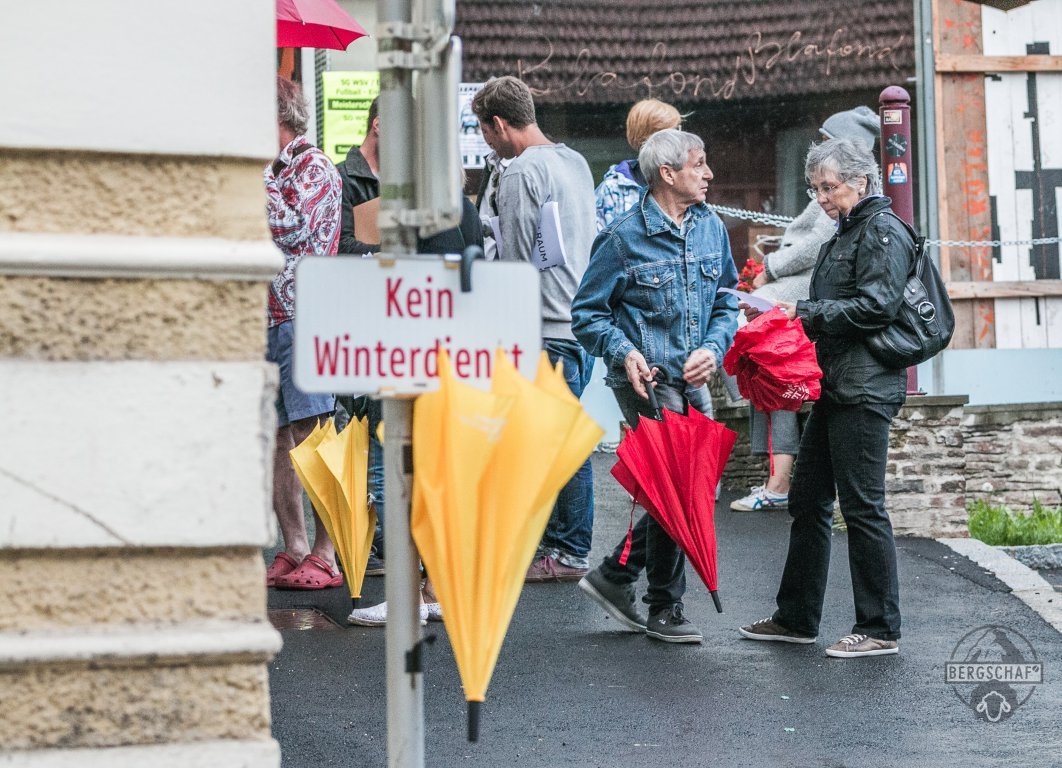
1039, 568, 1062, 592
266, 451, 1062, 768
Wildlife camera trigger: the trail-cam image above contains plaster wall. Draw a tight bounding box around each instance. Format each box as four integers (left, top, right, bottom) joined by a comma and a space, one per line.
0, 153, 270, 240
0, 549, 265, 632
0, 2, 284, 763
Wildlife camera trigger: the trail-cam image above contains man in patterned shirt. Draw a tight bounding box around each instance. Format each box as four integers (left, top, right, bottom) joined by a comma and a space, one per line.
263, 76, 345, 591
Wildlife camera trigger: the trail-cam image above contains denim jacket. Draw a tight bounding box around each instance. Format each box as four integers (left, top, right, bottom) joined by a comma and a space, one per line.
571, 189, 739, 389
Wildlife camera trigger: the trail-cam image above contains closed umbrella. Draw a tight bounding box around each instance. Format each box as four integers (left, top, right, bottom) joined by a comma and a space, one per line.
315, 416, 376, 601
611, 398, 737, 612
411, 349, 601, 741
723, 307, 821, 471
289, 416, 376, 601
723, 307, 821, 414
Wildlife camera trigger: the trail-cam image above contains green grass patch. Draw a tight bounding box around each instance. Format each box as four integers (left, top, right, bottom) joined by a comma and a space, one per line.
968, 499, 1062, 546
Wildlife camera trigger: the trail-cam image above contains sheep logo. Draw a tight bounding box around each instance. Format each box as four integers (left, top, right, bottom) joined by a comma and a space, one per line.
945, 625, 1043, 723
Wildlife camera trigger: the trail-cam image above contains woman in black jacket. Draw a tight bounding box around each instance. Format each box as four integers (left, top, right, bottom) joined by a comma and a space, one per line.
739, 138, 913, 658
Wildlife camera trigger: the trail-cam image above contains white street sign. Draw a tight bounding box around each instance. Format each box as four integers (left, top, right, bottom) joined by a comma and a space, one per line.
294, 256, 542, 395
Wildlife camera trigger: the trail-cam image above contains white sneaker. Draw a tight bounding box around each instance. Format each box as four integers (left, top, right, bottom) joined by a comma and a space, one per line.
347, 601, 428, 627
424, 602, 443, 622
730, 486, 788, 512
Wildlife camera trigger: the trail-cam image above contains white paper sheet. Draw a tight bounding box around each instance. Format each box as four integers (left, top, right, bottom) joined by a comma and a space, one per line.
717, 287, 776, 313
488, 201, 567, 270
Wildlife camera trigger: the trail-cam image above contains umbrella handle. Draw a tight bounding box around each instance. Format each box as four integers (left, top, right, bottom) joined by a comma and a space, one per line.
460, 245, 484, 292
467, 700, 481, 742
645, 378, 662, 421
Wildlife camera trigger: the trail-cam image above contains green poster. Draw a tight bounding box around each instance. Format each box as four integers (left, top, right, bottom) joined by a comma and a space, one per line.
321, 71, 380, 164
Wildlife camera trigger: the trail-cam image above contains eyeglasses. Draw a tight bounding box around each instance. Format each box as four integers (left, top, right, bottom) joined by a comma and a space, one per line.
806, 182, 847, 199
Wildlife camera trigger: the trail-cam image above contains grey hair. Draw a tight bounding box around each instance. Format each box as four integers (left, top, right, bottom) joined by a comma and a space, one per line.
639, 129, 705, 189
276, 76, 309, 136
805, 137, 881, 196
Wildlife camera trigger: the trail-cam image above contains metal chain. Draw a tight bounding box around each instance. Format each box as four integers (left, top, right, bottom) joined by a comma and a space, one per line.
926, 237, 1061, 249
707, 205, 795, 228
709, 205, 1061, 249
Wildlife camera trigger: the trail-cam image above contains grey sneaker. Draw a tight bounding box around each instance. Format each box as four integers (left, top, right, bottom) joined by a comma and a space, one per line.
525, 555, 588, 583
645, 604, 703, 644
364, 551, 386, 577
578, 568, 646, 631
825, 634, 898, 658
739, 617, 817, 644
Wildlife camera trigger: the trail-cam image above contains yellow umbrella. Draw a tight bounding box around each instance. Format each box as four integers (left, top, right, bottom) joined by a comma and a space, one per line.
316, 416, 376, 600
289, 418, 340, 545
411, 348, 602, 740
290, 416, 376, 600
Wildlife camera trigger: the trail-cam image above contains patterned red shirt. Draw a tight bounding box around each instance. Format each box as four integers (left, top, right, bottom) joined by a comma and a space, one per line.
265, 135, 342, 327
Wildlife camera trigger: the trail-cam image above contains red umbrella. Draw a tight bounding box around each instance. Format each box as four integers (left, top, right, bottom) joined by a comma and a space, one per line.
611, 396, 737, 612
276, 0, 368, 50
722, 307, 821, 414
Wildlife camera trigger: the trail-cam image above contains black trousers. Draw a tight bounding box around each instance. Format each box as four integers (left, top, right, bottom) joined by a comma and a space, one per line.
773, 399, 903, 641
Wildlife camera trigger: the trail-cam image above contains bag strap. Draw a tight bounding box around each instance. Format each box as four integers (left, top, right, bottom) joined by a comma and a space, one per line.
271, 142, 315, 177
859, 209, 924, 278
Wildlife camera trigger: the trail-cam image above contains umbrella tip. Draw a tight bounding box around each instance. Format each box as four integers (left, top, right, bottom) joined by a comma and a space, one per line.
467, 700, 481, 742
710, 590, 723, 614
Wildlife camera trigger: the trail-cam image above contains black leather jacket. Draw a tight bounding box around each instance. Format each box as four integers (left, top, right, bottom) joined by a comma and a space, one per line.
796, 196, 913, 404
338, 146, 484, 257
337, 145, 379, 255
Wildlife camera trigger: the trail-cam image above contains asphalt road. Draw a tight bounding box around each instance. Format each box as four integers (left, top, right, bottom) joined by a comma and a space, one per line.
267, 452, 1062, 768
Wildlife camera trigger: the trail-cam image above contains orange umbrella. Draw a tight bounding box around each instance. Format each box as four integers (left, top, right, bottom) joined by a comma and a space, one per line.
290, 416, 376, 600
411, 349, 602, 741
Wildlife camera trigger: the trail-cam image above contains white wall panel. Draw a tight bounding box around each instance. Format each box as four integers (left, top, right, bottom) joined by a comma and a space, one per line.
0, 0, 277, 158
0, 361, 278, 548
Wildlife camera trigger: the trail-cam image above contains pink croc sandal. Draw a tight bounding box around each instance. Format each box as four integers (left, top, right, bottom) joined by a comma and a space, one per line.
274, 554, 344, 590
266, 552, 299, 587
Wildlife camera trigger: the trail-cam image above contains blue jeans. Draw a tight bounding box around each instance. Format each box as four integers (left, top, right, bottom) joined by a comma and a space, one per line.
536, 338, 596, 568
267, 321, 335, 427
750, 407, 801, 455
366, 397, 384, 528
599, 380, 710, 612
773, 399, 902, 641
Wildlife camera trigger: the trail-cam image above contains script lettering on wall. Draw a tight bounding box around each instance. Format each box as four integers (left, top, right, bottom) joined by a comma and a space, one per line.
518, 28, 907, 101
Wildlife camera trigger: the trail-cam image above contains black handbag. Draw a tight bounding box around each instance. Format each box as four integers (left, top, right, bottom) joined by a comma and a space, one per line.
864, 212, 955, 369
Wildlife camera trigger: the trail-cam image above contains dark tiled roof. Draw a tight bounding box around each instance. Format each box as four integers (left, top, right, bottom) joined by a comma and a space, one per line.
456, 1, 915, 105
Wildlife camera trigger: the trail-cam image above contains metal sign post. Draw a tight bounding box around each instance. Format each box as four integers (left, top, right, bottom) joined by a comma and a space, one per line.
880, 85, 922, 394
295, 0, 540, 763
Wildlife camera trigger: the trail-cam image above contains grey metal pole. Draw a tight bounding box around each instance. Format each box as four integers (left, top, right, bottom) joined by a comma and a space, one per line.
381, 397, 422, 768
378, 0, 417, 256
377, 0, 423, 765
914, 0, 947, 395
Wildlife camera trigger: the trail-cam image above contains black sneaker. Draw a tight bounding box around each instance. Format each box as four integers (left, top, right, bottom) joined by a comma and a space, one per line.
645, 604, 703, 644
578, 567, 646, 631
365, 551, 385, 577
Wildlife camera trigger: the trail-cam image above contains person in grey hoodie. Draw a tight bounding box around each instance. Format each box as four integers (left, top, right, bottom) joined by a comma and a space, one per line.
730, 105, 881, 513
471, 76, 598, 582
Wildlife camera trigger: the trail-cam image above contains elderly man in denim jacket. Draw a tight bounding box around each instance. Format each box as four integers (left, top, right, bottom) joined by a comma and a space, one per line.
572, 128, 739, 644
